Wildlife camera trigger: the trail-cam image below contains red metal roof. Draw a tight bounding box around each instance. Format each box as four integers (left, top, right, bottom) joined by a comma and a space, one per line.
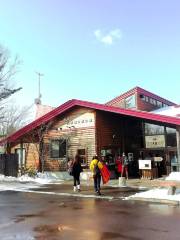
1, 99, 180, 145
106, 86, 176, 106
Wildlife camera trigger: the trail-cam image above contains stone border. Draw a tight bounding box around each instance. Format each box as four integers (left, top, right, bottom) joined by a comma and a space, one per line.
129, 197, 180, 206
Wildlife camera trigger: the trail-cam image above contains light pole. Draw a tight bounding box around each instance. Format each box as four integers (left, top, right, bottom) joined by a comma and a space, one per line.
35, 71, 44, 104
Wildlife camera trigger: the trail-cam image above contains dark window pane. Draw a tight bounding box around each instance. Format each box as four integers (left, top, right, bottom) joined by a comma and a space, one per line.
51, 140, 60, 158
59, 140, 66, 158
145, 123, 164, 135
51, 139, 66, 158
166, 127, 177, 147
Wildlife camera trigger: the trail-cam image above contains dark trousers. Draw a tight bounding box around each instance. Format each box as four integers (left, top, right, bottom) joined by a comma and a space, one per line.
73, 173, 80, 186
93, 174, 101, 192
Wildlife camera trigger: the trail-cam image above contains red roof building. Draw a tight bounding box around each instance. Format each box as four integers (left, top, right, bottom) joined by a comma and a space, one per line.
1, 87, 180, 178
106, 86, 176, 111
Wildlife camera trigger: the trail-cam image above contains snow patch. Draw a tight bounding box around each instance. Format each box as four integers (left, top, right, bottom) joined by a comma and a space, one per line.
126, 188, 180, 202
165, 172, 180, 181
127, 172, 180, 202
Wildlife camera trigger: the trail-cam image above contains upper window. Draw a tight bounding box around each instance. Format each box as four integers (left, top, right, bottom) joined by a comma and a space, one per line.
163, 103, 169, 108
124, 94, 136, 108
145, 123, 164, 135
140, 94, 149, 103
157, 101, 163, 107
149, 98, 156, 106
50, 139, 66, 158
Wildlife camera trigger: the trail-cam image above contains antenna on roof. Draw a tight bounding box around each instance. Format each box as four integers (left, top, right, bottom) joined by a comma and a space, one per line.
34, 71, 44, 104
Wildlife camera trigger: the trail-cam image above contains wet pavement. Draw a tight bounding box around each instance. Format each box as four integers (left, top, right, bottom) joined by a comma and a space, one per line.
0, 183, 180, 239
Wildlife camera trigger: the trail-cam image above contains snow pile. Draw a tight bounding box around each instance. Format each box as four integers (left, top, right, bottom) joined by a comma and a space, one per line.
0, 173, 63, 185
126, 188, 180, 202
0, 173, 64, 192
165, 172, 180, 181
127, 172, 180, 203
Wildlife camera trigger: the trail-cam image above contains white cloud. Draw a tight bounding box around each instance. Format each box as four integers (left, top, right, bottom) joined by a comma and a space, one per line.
94, 28, 122, 45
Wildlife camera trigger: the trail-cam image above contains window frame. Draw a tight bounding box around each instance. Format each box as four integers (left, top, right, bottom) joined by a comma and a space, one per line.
50, 138, 66, 159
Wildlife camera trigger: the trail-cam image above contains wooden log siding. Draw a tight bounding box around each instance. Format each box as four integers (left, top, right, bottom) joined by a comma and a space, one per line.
42, 127, 96, 171
9, 107, 96, 171
37, 107, 97, 171
11, 143, 39, 169
96, 111, 124, 156
25, 143, 39, 168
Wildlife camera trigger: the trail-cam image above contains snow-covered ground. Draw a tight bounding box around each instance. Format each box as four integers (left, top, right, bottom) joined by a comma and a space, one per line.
0, 173, 63, 192
127, 172, 180, 203
1, 172, 180, 203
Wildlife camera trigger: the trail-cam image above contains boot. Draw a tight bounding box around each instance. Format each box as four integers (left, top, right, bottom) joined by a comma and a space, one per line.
77, 185, 81, 192
73, 186, 77, 192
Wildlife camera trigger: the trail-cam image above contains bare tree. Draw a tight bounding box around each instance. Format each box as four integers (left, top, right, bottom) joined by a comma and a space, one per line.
29, 121, 54, 172
0, 104, 32, 137
0, 44, 23, 136
0, 45, 22, 101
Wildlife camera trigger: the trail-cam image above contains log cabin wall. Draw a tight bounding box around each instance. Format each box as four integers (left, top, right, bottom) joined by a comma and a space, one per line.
42, 107, 96, 171
95, 111, 124, 156
10, 108, 143, 172
11, 143, 39, 169
10, 107, 96, 172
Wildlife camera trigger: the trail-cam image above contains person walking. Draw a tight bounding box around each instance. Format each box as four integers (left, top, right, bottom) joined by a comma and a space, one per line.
90, 156, 103, 195
72, 154, 83, 192
121, 152, 129, 179
115, 155, 122, 178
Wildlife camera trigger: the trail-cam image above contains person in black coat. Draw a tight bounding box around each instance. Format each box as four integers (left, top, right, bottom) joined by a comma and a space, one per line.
72, 154, 83, 192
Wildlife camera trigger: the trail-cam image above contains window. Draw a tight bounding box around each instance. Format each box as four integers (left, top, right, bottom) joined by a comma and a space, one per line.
145, 96, 149, 102
124, 94, 136, 108
50, 139, 66, 158
77, 149, 87, 165
166, 127, 177, 147
145, 123, 164, 135
163, 103, 169, 108
140, 94, 145, 100
157, 101, 162, 107
149, 98, 157, 106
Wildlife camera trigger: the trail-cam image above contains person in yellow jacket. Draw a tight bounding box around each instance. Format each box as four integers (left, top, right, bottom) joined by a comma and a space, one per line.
90, 156, 103, 195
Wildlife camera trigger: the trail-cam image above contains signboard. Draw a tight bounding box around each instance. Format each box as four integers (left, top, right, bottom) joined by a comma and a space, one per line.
139, 159, 152, 170
145, 135, 165, 148
60, 112, 95, 130
153, 157, 163, 162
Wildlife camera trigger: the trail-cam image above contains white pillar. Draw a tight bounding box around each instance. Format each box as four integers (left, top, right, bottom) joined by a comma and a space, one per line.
176, 126, 180, 171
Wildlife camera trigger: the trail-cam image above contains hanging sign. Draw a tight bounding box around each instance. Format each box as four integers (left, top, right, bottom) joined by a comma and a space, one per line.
145, 135, 165, 148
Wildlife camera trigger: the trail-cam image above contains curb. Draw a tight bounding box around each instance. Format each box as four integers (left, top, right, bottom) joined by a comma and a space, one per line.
128, 197, 180, 206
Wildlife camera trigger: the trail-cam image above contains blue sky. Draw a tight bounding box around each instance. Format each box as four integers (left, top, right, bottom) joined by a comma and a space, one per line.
1, 0, 180, 108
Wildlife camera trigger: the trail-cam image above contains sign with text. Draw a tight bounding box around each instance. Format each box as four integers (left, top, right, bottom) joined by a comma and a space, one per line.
60, 112, 95, 130
139, 159, 152, 170
145, 135, 165, 148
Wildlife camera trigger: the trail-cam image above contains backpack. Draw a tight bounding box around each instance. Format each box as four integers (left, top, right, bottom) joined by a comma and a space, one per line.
93, 162, 101, 176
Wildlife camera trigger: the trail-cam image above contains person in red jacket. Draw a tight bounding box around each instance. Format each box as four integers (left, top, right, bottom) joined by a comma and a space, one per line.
115, 155, 122, 178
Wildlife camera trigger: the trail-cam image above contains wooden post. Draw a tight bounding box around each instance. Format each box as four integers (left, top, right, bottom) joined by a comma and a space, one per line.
176, 126, 180, 171
20, 141, 23, 175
